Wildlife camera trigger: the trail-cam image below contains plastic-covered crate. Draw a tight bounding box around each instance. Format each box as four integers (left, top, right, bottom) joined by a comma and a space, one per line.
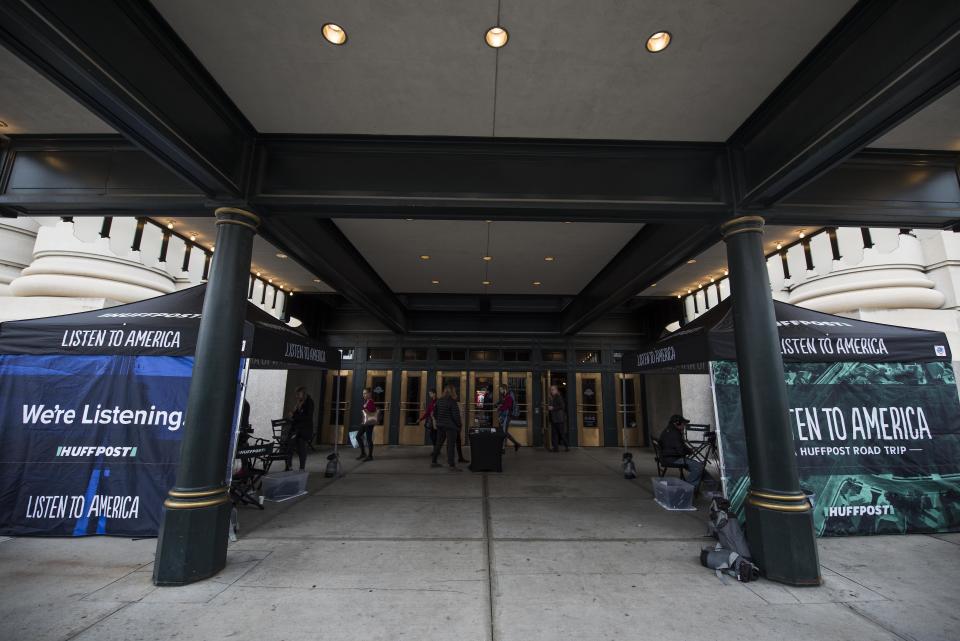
261, 470, 309, 502
651, 477, 695, 511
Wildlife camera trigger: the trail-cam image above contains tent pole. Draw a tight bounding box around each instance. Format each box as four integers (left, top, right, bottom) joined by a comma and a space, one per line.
721, 215, 820, 587
153, 207, 259, 587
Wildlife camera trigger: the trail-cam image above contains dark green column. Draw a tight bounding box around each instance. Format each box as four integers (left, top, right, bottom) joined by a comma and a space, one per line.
153, 207, 259, 586
721, 215, 821, 586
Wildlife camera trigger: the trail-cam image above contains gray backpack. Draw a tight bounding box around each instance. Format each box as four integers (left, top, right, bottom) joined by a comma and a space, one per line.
700, 497, 760, 582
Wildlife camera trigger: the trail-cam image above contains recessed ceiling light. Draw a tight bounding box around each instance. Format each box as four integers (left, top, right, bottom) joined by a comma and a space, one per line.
724, 270, 729, 276
166, 221, 174, 230
776, 243, 783, 250
482, 255, 492, 261
189, 234, 197, 242
268, 279, 273, 283
799, 231, 806, 239
677, 295, 682, 299
210, 245, 215, 252
687, 259, 696, 264
313, 278, 322, 283
544, 256, 555, 262
646, 31, 671, 53
276, 252, 288, 259
431, 279, 440, 285
322, 23, 347, 45
532, 281, 541, 286
485, 26, 508, 48
482, 280, 492, 286
710, 277, 715, 283
405, 218, 414, 221
651, 283, 657, 287
256, 272, 262, 277
419, 255, 430, 260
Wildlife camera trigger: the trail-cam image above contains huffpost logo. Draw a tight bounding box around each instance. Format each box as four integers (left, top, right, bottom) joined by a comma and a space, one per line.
56, 446, 138, 458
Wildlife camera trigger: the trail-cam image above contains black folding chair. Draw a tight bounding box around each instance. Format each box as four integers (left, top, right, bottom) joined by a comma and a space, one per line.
230, 438, 274, 509
651, 437, 687, 480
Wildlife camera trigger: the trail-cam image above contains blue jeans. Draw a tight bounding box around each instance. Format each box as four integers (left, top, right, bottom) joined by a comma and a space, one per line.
499, 412, 519, 447
668, 457, 703, 486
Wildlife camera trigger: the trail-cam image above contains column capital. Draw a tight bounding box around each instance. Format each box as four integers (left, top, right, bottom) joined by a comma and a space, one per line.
721, 215, 765, 240
214, 207, 260, 232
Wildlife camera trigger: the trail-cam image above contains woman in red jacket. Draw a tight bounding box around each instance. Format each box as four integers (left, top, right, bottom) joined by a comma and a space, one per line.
357, 388, 377, 461
419, 388, 438, 447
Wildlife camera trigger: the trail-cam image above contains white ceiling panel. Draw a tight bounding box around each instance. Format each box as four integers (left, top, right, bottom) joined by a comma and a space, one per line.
151, 0, 853, 140
334, 219, 643, 295
494, 0, 856, 140
0, 45, 113, 134
153, 0, 499, 136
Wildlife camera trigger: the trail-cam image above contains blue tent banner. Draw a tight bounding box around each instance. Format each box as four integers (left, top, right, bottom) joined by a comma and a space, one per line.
0, 354, 192, 537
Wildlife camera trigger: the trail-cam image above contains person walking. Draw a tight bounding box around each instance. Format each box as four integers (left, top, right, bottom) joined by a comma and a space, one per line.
547, 384, 570, 452
419, 388, 439, 448
356, 387, 377, 461
285, 386, 315, 470
497, 384, 521, 453
431, 384, 464, 471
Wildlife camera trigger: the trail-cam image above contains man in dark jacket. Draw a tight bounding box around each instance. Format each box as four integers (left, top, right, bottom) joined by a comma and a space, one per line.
547, 384, 570, 452
285, 386, 314, 471
431, 385, 464, 471
657, 414, 703, 485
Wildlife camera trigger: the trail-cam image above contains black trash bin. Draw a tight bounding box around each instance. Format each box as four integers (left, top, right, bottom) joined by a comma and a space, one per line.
468, 428, 504, 472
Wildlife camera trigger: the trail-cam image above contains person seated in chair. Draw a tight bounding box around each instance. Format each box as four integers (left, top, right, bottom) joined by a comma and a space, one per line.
657, 414, 703, 487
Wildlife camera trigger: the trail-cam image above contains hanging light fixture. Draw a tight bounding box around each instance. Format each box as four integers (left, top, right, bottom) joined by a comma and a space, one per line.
485, 26, 509, 48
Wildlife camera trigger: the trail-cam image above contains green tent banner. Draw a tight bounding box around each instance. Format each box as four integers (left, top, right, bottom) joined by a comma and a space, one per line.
713, 360, 960, 536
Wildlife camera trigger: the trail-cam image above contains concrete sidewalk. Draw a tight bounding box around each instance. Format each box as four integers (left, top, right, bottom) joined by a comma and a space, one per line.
1, 446, 958, 641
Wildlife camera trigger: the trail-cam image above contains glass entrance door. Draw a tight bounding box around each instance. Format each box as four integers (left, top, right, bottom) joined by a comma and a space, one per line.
399, 370, 428, 445
576, 372, 603, 446
321, 369, 353, 445
542, 371, 569, 447
615, 373, 643, 446
364, 370, 392, 445
499, 371, 533, 445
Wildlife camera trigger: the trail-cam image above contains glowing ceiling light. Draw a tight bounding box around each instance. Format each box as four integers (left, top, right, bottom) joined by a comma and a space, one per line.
276, 252, 288, 259
687, 259, 697, 264
776, 243, 783, 250
419, 255, 431, 260
646, 31, 671, 53
482, 280, 492, 286
322, 23, 347, 45
189, 234, 197, 242
166, 221, 174, 230
482, 255, 492, 261
485, 26, 508, 48
431, 279, 440, 285
544, 256, 555, 262
532, 281, 541, 286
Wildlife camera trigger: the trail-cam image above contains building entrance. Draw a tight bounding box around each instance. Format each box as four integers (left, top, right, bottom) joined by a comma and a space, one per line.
321, 369, 353, 444
616, 373, 644, 447
542, 371, 570, 447
576, 372, 604, 446
364, 370, 392, 446
398, 370, 428, 445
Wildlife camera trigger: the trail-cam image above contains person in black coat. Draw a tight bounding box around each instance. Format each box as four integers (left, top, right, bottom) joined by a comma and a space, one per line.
546, 384, 570, 452
657, 414, 703, 485
431, 384, 464, 471
285, 386, 314, 471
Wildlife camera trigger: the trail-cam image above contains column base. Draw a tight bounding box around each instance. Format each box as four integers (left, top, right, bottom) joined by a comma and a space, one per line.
152, 500, 231, 586
745, 501, 821, 586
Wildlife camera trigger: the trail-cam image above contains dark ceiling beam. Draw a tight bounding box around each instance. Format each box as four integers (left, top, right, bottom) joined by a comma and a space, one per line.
559, 224, 720, 336
252, 136, 732, 222
260, 216, 408, 334
5, 135, 957, 228
730, 0, 960, 208
0, 0, 255, 198
768, 149, 960, 227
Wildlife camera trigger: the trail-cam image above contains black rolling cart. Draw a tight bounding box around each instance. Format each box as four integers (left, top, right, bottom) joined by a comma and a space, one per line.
468, 428, 504, 472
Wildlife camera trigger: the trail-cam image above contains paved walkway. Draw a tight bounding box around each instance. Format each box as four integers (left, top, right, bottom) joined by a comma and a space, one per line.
1, 446, 958, 641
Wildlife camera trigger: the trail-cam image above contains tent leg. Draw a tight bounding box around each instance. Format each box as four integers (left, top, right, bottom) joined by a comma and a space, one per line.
153, 208, 259, 586
721, 216, 821, 587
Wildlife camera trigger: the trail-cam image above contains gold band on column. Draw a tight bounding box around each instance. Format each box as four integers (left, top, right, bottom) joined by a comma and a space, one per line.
164, 487, 230, 510
749, 489, 807, 502
748, 497, 812, 513
168, 487, 228, 499
720, 215, 765, 239
214, 207, 260, 232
